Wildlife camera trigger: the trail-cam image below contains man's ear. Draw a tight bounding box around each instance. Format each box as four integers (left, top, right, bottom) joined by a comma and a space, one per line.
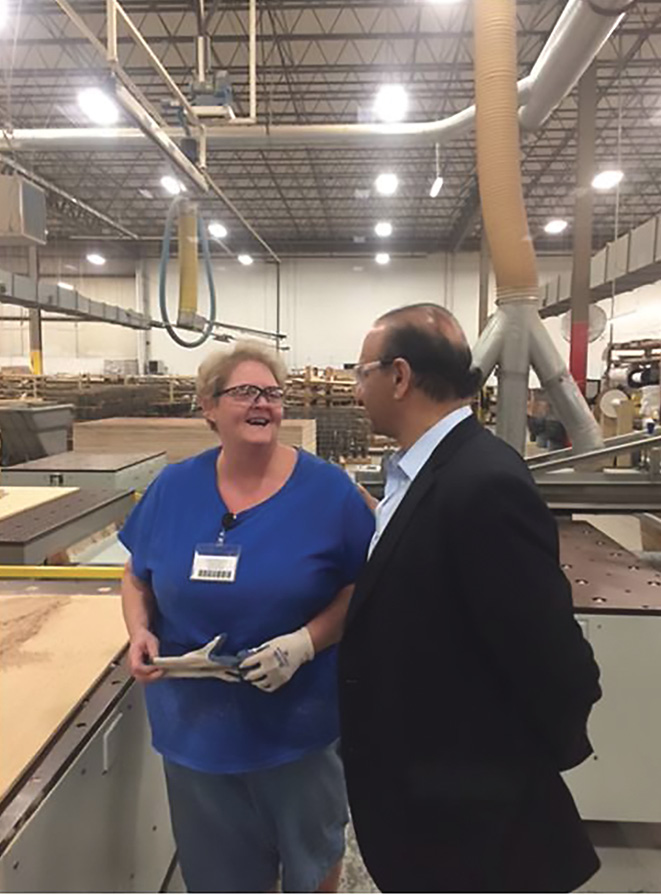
392, 358, 413, 400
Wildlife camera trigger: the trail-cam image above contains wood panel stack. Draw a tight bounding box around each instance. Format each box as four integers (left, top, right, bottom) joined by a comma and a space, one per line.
285, 366, 357, 408
74, 417, 317, 463
285, 406, 371, 461
0, 374, 197, 419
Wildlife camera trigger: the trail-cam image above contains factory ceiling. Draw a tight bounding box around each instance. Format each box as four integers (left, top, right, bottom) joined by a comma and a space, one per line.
1, 0, 660, 259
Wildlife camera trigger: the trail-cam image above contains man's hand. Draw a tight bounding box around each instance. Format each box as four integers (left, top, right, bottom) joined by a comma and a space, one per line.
356, 482, 379, 513
128, 628, 165, 684
240, 627, 315, 692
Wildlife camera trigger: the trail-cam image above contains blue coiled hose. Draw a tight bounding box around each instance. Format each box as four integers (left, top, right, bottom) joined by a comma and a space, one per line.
158, 195, 217, 348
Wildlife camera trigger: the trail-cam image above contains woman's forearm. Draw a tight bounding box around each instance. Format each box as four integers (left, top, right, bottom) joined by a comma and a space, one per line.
121, 560, 156, 638
306, 584, 354, 654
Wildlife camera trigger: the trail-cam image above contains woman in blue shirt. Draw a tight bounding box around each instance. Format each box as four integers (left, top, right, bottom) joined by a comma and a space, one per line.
119, 342, 374, 893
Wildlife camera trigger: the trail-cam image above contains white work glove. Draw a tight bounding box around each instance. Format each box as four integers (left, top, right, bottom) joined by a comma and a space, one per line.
239, 627, 315, 692
151, 635, 241, 683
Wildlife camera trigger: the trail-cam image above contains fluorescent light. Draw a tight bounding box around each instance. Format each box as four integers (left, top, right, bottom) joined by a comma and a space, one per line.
374, 84, 408, 123
375, 253, 390, 266
375, 172, 398, 196
592, 169, 624, 191
238, 254, 253, 266
0, 0, 8, 30
57, 281, 74, 291
208, 221, 228, 239
544, 218, 569, 235
161, 175, 184, 196
77, 87, 119, 126
429, 176, 444, 198
86, 253, 106, 266
374, 221, 393, 238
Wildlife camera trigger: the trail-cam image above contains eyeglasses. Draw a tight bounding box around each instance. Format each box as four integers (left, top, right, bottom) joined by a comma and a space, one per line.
352, 359, 393, 383
215, 384, 285, 404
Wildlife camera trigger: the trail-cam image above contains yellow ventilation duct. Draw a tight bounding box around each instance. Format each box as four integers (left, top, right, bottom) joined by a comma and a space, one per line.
177, 199, 199, 325
470, 0, 604, 455
474, 0, 538, 302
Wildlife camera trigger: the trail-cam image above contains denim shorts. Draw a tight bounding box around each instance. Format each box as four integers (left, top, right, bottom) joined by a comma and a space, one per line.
164, 744, 349, 893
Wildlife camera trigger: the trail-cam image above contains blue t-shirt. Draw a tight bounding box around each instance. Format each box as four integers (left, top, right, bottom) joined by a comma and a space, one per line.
118, 447, 374, 774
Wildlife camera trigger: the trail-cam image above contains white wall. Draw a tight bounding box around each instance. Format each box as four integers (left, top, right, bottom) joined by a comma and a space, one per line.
1, 252, 658, 377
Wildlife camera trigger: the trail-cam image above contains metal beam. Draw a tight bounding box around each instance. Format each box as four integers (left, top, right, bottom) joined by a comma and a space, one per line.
528, 432, 661, 471
449, 177, 481, 251
569, 62, 597, 395
27, 247, 43, 376
478, 228, 490, 334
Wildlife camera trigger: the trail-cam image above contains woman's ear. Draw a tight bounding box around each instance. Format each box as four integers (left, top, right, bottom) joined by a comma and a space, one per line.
199, 396, 218, 429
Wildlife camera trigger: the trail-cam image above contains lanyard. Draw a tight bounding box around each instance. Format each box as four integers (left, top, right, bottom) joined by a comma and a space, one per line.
217, 511, 237, 545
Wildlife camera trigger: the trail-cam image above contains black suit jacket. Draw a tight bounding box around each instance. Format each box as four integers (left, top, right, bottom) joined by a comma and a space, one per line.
339, 416, 602, 893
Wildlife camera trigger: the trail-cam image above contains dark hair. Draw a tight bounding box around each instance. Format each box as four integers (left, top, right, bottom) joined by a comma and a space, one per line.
378, 308, 482, 401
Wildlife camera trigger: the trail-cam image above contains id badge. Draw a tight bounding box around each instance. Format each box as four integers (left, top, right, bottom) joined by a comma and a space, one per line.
190, 543, 241, 583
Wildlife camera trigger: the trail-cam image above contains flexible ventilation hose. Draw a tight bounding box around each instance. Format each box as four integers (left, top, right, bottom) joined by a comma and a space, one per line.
158, 196, 217, 349
474, 0, 538, 302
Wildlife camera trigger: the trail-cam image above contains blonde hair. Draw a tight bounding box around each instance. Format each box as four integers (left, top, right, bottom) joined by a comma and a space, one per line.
196, 340, 287, 404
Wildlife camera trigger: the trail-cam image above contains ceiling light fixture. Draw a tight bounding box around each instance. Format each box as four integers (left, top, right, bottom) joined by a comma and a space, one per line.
160, 175, 184, 196
374, 84, 408, 123
375, 172, 398, 196
0, 0, 8, 30
208, 221, 228, 239
544, 218, 569, 235
592, 169, 624, 191
375, 253, 390, 266
57, 281, 75, 291
429, 176, 444, 198
429, 143, 444, 198
86, 252, 106, 266
77, 87, 119, 126
238, 254, 254, 266
374, 221, 393, 238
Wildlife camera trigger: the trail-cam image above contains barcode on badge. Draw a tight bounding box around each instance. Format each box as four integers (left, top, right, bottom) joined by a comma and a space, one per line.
198, 568, 233, 580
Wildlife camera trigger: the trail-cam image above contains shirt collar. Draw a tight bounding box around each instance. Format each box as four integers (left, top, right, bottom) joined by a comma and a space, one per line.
395, 405, 473, 482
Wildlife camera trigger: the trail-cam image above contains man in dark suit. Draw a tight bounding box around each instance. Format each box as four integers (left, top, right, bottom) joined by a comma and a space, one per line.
340, 304, 601, 893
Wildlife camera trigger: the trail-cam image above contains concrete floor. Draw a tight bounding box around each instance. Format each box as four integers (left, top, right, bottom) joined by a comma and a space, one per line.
166, 818, 661, 893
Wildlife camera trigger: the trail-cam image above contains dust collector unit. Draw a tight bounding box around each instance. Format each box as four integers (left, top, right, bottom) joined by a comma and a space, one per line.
0, 174, 48, 245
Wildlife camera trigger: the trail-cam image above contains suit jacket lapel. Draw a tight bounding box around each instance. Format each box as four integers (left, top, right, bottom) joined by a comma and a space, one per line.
346, 415, 482, 627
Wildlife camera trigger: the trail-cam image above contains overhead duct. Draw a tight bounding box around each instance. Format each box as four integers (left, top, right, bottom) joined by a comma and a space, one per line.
471, 0, 604, 456
0, 0, 628, 153
474, 2, 538, 301
519, 0, 628, 131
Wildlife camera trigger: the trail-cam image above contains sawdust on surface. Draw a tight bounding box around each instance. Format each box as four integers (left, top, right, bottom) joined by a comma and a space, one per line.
0, 595, 71, 668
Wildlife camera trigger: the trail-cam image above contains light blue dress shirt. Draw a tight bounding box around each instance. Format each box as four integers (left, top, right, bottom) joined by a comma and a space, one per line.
368, 406, 473, 557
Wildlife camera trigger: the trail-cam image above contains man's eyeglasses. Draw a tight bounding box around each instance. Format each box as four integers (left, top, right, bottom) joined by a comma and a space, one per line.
352, 359, 393, 383
215, 384, 285, 404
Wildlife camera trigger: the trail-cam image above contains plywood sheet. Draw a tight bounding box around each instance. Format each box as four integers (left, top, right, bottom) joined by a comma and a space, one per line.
0, 594, 128, 800
75, 417, 317, 462
0, 486, 78, 522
